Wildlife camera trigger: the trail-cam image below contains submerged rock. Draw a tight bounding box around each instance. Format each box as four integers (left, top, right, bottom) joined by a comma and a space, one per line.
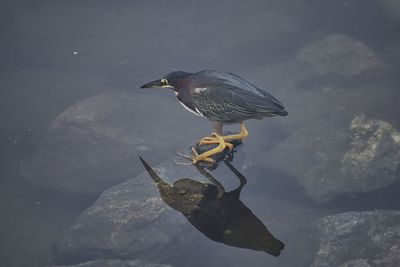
53, 162, 187, 264
53, 146, 248, 265
292, 33, 383, 84
311, 210, 400, 267
341, 115, 400, 191
51, 259, 174, 267
268, 32, 400, 203
260, 115, 400, 203
24, 91, 198, 194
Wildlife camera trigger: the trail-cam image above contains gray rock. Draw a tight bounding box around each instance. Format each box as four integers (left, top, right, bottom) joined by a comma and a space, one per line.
292, 33, 383, 82
53, 161, 187, 264
53, 145, 248, 264
24, 91, 199, 194
311, 210, 400, 267
0, 68, 114, 145
51, 259, 174, 267
341, 115, 400, 191
264, 33, 400, 203
260, 115, 400, 202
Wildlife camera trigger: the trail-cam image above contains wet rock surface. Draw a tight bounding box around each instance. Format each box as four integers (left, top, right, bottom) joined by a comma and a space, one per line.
252, 33, 400, 203
52, 259, 174, 267
53, 144, 327, 267
24, 91, 200, 194
311, 210, 400, 267
53, 147, 248, 265
292, 33, 384, 84
341, 115, 400, 191
260, 115, 400, 203
53, 159, 187, 264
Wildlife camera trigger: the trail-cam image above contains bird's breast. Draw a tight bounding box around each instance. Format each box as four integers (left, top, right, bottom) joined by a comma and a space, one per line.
176, 96, 204, 118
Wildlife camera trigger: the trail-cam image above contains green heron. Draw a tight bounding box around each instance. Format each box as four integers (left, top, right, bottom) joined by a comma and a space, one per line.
141, 70, 287, 164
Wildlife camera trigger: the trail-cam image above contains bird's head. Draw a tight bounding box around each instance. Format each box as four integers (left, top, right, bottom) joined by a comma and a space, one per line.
140, 71, 192, 91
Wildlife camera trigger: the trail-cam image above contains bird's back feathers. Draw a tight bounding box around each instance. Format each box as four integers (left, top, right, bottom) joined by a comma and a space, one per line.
186, 70, 287, 122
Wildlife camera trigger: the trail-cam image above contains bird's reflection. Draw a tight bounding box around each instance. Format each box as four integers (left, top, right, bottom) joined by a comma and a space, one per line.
139, 157, 285, 256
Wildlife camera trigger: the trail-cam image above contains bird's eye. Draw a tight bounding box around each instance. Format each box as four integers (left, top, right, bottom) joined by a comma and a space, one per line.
161, 78, 169, 85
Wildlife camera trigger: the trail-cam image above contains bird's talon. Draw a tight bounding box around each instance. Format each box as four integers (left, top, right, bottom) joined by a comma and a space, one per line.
176, 148, 216, 165
191, 146, 199, 157
176, 152, 193, 160
174, 160, 194, 166
225, 142, 234, 150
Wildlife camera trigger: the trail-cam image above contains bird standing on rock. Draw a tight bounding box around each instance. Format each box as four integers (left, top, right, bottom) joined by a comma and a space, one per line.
141, 70, 288, 164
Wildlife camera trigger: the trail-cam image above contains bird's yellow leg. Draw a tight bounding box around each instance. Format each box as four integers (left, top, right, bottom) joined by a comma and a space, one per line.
222, 122, 249, 141
198, 136, 218, 144
199, 123, 249, 144
198, 135, 234, 150
192, 134, 227, 164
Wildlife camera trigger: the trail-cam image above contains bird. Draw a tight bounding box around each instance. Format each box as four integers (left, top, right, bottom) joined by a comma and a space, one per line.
140, 70, 287, 164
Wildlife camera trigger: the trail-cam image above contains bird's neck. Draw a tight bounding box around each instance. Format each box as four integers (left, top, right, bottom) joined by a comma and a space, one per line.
173, 75, 192, 95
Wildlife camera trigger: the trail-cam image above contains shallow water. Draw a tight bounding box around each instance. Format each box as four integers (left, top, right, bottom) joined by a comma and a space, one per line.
1, 0, 400, 266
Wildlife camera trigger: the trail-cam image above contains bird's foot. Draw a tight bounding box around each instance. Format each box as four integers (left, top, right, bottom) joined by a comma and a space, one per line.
174, 157, 194, 166
192, 134, 227, 164
200, 123, 249, 143
176, 147, 216, 166
190, 147, 217, 164
198, 133, 234, 150
176, 134, 229, 167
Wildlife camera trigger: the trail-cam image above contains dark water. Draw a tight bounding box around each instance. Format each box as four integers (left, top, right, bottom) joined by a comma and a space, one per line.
1, 0, 400, 266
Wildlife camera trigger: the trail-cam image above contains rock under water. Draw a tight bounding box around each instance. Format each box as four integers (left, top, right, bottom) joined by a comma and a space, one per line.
311, 210, 400, 267
24, 91, 199, 195
260, 114, 400, 203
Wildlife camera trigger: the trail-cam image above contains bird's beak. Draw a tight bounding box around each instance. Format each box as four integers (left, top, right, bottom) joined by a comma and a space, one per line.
140, 79, 174, 89
140, 79, 163, 88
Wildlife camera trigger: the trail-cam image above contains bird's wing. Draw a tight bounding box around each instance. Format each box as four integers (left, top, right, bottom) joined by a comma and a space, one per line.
190, 71, 285, 121
197, 70, 285, 107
